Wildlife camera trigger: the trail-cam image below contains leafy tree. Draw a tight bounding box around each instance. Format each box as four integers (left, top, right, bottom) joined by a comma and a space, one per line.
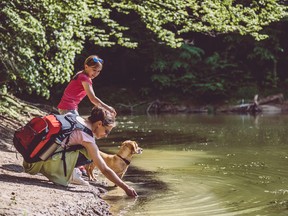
0, 0, 287, 103
150, 43, 241, 102
0, 0, 137, 99
218, 16, 288, 94
111, 0, 287, 42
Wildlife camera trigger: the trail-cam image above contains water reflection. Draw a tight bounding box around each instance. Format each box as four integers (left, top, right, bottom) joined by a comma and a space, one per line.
98, 114, 288, 216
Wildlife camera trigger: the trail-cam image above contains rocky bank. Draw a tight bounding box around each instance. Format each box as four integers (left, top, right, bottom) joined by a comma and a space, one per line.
0, 113, 114, 216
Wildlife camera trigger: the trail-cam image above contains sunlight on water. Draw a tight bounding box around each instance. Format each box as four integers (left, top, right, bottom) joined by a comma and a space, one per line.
99, 114, 288, 216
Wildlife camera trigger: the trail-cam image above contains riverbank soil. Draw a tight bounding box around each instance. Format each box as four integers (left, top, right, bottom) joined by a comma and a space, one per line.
0, 116, 112, 216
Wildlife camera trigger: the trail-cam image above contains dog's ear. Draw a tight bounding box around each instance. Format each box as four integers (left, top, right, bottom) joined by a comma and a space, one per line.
121, 140, 142, 154
120, 140, 130, 148
122, 140, 135, 153
120, 141, 126, 148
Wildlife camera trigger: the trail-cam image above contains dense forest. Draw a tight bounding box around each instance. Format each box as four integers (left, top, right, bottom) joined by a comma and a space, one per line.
1, 0, 288, 117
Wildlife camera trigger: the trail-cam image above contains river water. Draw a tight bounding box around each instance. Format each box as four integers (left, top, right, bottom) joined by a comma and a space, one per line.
97, 113, 288, 216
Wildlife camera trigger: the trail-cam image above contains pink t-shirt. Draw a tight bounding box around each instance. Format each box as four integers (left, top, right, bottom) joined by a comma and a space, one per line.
60, 116, 96, 148
65, 129, 96, 147
57, 71, 92, 110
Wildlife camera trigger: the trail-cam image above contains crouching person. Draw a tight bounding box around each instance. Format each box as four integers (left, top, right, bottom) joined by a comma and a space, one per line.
22, 106, 137, 197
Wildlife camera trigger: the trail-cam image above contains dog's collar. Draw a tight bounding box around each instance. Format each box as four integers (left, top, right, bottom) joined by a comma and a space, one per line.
116, 154, 130, 165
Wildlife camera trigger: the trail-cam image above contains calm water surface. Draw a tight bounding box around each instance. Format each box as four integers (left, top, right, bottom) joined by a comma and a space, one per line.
98, 113, 288, 216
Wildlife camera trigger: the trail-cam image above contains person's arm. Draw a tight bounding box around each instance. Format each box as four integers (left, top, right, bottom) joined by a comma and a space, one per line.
82, 81, 117, 116
82, 141, 137, 197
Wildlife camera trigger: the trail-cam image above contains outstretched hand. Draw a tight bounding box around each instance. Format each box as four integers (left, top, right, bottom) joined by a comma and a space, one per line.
125, 186, 138, 197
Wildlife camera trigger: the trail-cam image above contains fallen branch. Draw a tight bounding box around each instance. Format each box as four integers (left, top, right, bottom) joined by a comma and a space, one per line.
218, 93, 285, 114
146, 99, 176, 114
116, 101, 146, 113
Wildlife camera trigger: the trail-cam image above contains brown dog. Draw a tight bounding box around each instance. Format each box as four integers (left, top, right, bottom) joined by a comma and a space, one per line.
85, 140, 143, 181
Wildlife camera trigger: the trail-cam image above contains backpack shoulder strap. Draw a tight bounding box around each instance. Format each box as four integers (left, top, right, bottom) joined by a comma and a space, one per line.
55, 114, 93, 138
52, 114, 93, 177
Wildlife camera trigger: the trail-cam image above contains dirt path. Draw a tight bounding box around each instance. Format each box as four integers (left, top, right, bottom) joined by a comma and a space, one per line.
0, 116, 112, 216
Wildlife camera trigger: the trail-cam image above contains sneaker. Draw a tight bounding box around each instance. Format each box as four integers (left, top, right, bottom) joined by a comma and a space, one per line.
79, 166, 87, 176
70, 168, 89, 186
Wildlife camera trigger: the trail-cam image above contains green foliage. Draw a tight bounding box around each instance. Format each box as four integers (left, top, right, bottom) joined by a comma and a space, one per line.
0, 0, 137, 98
0, 0, 287, 99
224, 19, 287, 89
111, 0, 287, 45
150, 44, 240, 99
233, 85, 259, 100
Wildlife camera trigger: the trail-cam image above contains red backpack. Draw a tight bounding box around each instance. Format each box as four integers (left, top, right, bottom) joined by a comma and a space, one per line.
13, 113, 92, 163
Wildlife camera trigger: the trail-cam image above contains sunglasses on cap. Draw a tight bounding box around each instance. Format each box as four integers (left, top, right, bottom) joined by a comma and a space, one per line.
93, 57, 103, 64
